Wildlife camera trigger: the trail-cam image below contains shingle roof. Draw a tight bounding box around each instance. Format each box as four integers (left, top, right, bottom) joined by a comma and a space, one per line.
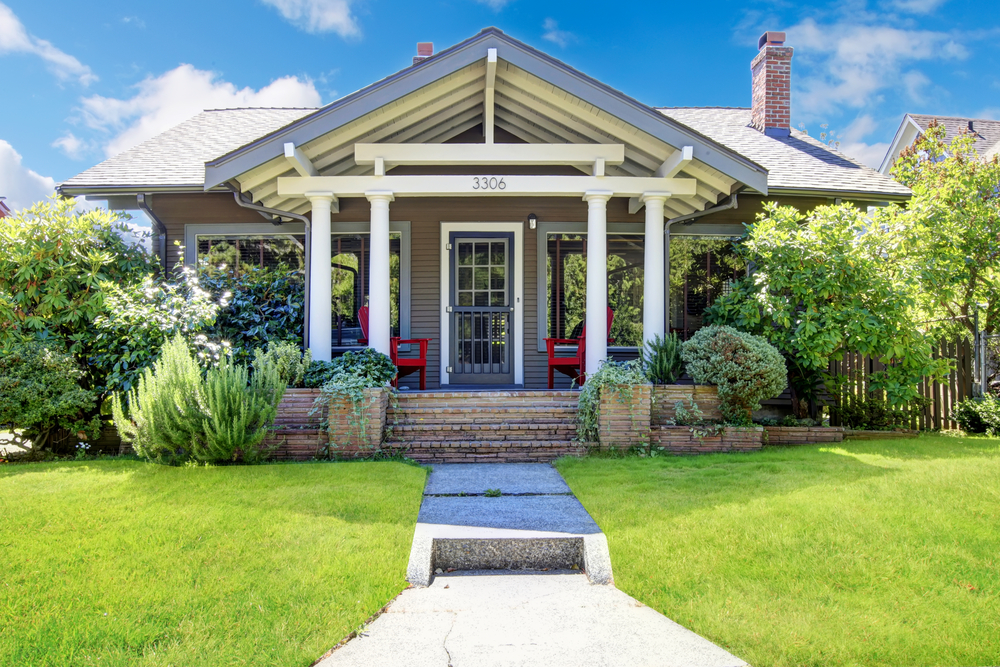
907, 114, 1000, 160
658, 107, 911, 199
59, 108, 316, 192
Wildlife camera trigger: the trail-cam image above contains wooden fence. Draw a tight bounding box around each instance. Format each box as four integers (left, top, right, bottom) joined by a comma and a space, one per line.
827, 339, 973, 430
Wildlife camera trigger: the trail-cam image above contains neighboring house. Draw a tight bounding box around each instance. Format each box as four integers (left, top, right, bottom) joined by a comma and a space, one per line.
59, 28, 908, 390
879, 114, 1000, 175
0, 197, 11, 218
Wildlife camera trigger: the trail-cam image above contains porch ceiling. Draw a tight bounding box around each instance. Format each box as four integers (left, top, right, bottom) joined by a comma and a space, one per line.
223, 35, 758, 219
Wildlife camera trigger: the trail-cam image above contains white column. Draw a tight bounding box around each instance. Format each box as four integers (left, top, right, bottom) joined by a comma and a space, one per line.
366, 191, 394, 356
641, 193, 668, 348
584, 191, 613, 377
307, 192, 334, 362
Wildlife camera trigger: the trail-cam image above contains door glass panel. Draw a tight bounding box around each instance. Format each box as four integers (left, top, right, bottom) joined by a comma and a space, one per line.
458, 267, 472, 290
459, 291, 473, 306
474, 291, 489, 306
451, 236, 512, 383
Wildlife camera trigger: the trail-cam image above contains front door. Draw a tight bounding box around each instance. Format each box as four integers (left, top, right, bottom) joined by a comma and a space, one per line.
448, 233, 515, 385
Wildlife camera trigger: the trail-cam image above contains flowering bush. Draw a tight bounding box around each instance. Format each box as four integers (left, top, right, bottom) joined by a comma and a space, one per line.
681, 325, 786, 424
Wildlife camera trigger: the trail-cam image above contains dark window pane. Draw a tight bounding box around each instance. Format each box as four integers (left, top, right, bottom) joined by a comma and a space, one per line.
490, 292, 505, 306
459, 291, 473, 306
491, 242, 505, 265
490, 266, 505, 290
474, 267, 489, 291
474, 243, 488, 266
458, 243, 473, 265
458, 267, 473, 290
474, 291, 489, 306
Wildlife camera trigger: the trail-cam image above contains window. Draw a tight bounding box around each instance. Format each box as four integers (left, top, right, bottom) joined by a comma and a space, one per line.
187, 222, 411, 348
545, 232, 645, 348
538, 224, 745, 350
669, 236, 746, 339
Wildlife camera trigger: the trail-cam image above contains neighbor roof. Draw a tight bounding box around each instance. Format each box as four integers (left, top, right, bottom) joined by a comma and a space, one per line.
907, 114, 1000, 159
659, 108, 911, 200
59, 108, 315, 195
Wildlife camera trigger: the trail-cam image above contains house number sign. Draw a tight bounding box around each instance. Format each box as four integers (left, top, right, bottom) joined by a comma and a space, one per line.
471, 176, 506, 190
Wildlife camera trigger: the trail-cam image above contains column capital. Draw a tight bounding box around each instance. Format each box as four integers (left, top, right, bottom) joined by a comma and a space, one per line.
639, 192, 671, 204
365, 190, 395, 203
305, 191, 335, 202
582, 190, 613, 203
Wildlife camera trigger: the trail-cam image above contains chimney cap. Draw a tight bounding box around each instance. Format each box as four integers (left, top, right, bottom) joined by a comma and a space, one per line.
417, 42, 434, 56
758, 31, 786, 50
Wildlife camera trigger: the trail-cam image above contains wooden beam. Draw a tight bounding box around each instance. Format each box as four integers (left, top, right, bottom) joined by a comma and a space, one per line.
354, 142, 625, 168
278, 174, 696, 198
485, 48, 497, 144
283, 142, 319, 177
655, 146, 693, 177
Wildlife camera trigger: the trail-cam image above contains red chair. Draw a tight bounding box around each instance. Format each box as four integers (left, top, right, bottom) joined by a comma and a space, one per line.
358, 307, 432, 390
543, 308, 614, 388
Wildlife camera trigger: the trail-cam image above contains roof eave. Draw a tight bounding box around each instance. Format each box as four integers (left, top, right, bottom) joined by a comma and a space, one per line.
58, 184, 224, 197
766, 186, 911, 202
203, 28, 769, 195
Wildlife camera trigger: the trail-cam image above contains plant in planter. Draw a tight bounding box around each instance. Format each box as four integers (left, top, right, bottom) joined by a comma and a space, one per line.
310, 349, 397, 456
253, 341, 311, 388
680, 325, 786, 425
576, 359, 650, 448
643, 333, 684, 385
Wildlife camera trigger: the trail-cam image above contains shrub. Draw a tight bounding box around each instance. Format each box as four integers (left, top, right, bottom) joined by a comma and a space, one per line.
830, 394, 913, 431
199, 265, 305, 363
680, 325, 787, 425
253, 341, 311, 388
0, 343, 100, 453
953, 396, 1000, 435
576, 359, 648, 443
305, 349, 396, 390
112, 334, 286, 464
643, 333, 684, 384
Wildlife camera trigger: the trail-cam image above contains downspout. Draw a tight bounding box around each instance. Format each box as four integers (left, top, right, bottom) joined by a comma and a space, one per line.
136, 194, 168, 274
225, 185, 313, 350
663, 190, 741, 334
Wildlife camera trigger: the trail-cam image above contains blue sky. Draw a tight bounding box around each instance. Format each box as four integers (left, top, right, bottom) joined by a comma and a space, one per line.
1, 0, 997, 214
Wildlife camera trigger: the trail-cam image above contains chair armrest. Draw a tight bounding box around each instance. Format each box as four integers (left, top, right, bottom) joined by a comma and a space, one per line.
393, 338, 431, 357
544, 338, 580, 356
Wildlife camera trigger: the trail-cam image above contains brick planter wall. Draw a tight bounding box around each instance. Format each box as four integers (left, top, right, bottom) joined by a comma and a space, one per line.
597, 383, 651, 449
651, 385, 722, 424
327, 387, 389, 457
651, 425, 763, 454
763, 426, 845, 446
266, 388, 330, 460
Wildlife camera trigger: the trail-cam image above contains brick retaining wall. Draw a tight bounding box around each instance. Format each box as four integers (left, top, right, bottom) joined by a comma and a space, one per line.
763, 426, 845, 446
651, 385, 722, 423
598, 383, 651, 449
651, 425, 764, 454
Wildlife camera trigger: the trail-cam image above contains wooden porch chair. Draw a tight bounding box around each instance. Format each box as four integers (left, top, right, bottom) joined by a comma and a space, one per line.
543, 307, 615, 388
358, 307, 432, 390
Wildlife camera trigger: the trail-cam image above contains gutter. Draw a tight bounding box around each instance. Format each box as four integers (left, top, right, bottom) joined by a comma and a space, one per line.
225, 185, 313, 349
136, 194, 168, 273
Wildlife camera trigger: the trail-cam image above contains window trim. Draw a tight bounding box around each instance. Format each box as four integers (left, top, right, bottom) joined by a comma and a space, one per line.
184, 222, 412, 346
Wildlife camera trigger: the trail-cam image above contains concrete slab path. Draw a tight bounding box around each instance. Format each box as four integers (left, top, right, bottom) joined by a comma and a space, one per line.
319, 463, 748, 667
316, 572, 748, 667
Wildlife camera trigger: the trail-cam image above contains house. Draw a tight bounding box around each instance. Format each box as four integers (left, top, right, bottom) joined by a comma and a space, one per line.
879, 114, 1000, 175
58, 28, 908, 390
0, 197, 11, 218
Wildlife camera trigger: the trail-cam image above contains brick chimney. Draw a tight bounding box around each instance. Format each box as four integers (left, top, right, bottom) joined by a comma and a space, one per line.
413, 42, 433, 65
750, 31, 792, 137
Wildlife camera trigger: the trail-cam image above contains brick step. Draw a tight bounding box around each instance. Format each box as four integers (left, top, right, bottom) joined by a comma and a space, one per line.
389, 403, 579, 412
390, 434, 576, 444
389, 416, 577, 426
401, 441, 586, 463
391, 421, 577, 432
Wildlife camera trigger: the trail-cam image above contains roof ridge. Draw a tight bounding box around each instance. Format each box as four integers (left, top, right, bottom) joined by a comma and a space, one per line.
908, 113, 1000, 123
657, 106, 750, 111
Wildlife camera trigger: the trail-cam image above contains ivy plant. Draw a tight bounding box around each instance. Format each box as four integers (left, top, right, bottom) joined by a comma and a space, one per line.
576, 359, 647, 443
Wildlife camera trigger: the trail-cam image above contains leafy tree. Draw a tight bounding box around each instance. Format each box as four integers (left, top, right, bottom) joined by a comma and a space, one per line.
890, 121, 1000, 337
707, 202, 949, 415
0, 198, 155, 396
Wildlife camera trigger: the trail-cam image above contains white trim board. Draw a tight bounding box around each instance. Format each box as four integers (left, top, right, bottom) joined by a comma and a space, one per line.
439, 222, 525, 386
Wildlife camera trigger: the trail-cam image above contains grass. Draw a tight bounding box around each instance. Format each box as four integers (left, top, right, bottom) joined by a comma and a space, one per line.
0, 459, 426, 667
556, 434, 1000, 667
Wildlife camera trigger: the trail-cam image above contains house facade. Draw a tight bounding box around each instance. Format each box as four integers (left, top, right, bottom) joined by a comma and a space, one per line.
880, 114, 1000, 175
59, 28, 909, 390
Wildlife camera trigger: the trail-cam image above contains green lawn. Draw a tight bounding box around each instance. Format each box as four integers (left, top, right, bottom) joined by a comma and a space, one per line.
557, 434, 1000, 667
0, 459, 426, 667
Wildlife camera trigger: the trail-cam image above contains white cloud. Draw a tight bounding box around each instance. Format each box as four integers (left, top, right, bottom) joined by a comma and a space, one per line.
542, 18, 574, 48
121, 16, 145, 28
476, 0, 512, 9
0, 140, 57, 211
888, 0, 948, 14
839, 140, 891, 168
51, 132, 87, 160
77, 64, 322, 158
902, 70, 931, 103
787, 18, 967, 116
260, 0, 359, 36
0, 2, 96, 85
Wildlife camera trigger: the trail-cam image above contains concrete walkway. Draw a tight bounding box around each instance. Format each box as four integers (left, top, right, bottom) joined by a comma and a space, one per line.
317, 463, 747, 667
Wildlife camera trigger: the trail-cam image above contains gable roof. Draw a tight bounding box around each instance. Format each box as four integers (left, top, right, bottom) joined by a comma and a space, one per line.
59, 108, 315, 194
204, 27, 769, 199
880, 114, 1000, 174
660, 108, 910, 200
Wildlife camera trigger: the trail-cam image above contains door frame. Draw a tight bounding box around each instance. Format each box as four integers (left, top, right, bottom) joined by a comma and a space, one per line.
440, 222, 524, 386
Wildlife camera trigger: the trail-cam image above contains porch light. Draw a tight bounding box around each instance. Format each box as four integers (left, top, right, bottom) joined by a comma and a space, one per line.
527, 213, 537, 229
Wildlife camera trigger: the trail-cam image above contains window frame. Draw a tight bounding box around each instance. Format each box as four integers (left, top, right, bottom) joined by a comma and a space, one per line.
184, 222, 412, 348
